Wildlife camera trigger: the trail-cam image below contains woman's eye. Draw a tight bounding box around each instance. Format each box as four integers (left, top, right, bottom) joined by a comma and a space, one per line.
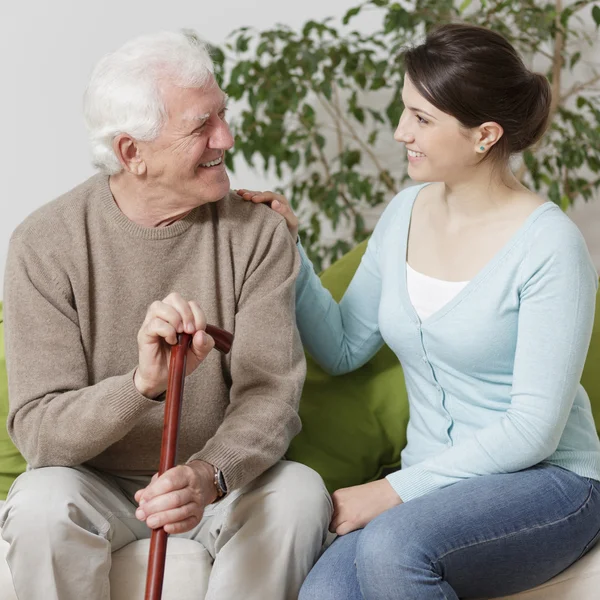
416, 115, 428, 125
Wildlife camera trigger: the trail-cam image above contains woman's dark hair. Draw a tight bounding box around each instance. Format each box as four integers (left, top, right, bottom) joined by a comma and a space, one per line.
403, 24, 552, 162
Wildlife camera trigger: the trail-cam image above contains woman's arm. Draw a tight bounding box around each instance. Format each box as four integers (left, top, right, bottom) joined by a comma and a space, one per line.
293, 236, 384, 375
237, 187, 415, 375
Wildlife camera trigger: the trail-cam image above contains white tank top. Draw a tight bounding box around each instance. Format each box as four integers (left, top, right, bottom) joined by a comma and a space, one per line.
406, 263, 470, 321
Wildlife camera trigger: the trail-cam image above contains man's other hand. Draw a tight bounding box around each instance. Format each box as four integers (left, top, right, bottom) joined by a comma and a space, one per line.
134, 461, 217, 534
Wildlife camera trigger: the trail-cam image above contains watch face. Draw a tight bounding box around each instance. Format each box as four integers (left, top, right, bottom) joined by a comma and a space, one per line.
218, 470, 227, 493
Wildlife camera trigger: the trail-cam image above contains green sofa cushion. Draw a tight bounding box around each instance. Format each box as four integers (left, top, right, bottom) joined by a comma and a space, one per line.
1, 241, 599, 499
582, 294, 600, 434
0, 303, 27, 500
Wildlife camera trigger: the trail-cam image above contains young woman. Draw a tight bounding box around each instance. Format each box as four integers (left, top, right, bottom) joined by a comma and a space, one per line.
238, 23, 600, 600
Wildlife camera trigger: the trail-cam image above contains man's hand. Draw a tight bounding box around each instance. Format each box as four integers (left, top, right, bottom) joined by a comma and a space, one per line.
134, 460, 217, 534
330, 479, 403, 536
134, 292, 215, 398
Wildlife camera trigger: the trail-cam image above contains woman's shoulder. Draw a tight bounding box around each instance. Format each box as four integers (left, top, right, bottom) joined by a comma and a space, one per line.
521, 198, 596, 282
389, 181, 436, 209
376, 182, 435, 230
526, 198, 587, 249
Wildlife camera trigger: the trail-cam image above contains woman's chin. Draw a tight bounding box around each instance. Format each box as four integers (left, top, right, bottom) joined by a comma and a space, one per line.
407, 170, 430, 182
407, 162, 438, 183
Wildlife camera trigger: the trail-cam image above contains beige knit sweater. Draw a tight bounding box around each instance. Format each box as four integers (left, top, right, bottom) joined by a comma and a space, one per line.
3, 174, 306, 492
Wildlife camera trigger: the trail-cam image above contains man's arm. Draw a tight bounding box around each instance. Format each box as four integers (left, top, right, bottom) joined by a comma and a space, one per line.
3, 235, 161, 467
187, 220, 306, 492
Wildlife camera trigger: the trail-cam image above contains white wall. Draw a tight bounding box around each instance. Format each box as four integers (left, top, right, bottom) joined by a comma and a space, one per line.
1, 1, 599, 296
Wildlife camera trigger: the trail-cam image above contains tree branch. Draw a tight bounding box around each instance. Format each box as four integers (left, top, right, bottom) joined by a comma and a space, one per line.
517, 0, 564, 182
298, 113, 359, 219
320, 93, 397, 192
332, 83, 345, 158
549, 0, 564, 126
561, 73, 600, 103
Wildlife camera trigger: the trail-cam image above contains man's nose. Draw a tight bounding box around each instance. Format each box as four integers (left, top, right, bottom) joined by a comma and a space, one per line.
208, 120, 234, 151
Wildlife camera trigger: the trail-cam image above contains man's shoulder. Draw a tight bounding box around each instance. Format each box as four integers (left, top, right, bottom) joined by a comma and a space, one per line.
212, 190, 287, 236
11, 173, 106, 248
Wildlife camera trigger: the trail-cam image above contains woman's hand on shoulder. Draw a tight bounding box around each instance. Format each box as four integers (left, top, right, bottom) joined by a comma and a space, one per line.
236, 189, 299, 243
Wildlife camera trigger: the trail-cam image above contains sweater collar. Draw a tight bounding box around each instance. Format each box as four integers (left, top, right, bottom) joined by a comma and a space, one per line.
97, 174, 208, 240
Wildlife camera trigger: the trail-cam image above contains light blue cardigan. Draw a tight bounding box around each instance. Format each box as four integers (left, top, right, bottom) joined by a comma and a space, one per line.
295, 184, 600, 502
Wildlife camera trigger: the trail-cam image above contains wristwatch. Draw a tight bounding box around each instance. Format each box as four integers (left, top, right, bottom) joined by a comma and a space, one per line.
213, 465, 227, 498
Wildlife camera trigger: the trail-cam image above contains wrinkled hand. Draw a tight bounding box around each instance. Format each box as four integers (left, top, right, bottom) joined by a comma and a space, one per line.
134, 461, 217, 534
330, 479, 403, 536
236, 189, 299, 243
134, 292, 215, 398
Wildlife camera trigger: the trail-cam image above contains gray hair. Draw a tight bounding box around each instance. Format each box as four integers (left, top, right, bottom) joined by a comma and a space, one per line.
83, 30, 215, 174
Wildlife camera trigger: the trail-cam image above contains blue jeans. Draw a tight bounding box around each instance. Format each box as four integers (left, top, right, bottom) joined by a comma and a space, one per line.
299, 464, 600, 599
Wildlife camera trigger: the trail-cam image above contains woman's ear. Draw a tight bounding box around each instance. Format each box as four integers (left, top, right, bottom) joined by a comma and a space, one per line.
475, 122, 504, 153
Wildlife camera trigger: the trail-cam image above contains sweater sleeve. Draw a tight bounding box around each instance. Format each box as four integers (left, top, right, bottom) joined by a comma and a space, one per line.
293, 189, 415, 375
294, 239, 384, 375
387, 221, 598, 502
3, 236, 161, 468
187, 221, 306, 491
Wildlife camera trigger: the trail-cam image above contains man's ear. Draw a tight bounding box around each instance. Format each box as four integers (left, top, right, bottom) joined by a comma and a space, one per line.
112, 134, 147, 175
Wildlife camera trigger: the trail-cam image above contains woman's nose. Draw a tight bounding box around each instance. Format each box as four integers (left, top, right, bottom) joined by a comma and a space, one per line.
394, 111, 414, 144
394, 124, 414, 144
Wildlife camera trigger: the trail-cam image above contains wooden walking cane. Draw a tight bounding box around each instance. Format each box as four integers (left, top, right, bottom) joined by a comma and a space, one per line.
144, 324, 234, 600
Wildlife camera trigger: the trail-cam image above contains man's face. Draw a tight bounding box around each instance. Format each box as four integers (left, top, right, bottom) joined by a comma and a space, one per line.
137, 77, 234, 206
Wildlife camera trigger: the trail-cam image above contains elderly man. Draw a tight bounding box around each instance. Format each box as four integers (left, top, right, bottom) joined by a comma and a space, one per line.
0, 30, 331, 600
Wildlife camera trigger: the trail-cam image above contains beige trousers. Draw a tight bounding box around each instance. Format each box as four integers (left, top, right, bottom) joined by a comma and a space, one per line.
0, 460, 332, 600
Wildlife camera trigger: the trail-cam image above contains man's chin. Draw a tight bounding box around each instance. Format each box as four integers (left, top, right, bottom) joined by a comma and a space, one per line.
196, 181, 231, 204
192, 169, 230, 196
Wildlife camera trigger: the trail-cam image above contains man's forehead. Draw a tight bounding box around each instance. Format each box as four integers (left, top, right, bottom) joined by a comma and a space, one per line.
181, 92, 229, 122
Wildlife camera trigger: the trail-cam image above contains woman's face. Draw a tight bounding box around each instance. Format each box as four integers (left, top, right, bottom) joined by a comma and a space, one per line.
394, 75, 490, 183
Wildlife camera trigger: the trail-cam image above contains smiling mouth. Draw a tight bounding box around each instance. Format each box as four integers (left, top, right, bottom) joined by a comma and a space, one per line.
407, 149, 426, 158
199, 157, 223, 168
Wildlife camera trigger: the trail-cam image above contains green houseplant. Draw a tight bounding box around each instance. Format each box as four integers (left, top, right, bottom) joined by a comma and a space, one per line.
213, 0, 600, 269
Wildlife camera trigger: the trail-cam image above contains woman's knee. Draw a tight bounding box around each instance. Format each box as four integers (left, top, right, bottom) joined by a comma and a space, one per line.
299, 570, 351, 600
299, 531, 362, 600
355, 507, 433, 585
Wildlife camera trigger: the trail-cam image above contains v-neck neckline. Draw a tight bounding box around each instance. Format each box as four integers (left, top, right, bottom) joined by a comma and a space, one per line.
399, 184, 556, 326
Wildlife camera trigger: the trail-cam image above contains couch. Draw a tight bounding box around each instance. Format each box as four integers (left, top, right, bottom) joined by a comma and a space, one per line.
2, 240, 600, 599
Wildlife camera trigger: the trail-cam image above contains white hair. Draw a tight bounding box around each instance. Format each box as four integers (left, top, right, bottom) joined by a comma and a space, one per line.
83, 30, 215, 174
